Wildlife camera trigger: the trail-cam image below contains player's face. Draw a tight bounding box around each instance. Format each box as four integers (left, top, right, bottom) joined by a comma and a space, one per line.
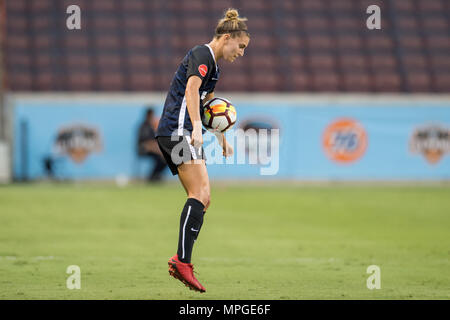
223, 34, 250, 62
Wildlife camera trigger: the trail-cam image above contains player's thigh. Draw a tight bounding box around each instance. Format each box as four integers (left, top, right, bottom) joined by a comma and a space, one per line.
177, 160, 210, 202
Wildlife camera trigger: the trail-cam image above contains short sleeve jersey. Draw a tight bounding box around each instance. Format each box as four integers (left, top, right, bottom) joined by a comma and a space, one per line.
156, 44, 220, 137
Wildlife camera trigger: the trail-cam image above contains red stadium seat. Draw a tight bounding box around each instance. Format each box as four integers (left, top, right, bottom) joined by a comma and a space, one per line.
425, 35, 450, 50
34, 54, 53, 70
33, 34, 54, 50
397, 35, 424, 50
175, 0, 205, 12
30, 15, 53, 30
245, 35, 276, 52
98, 72, 125, 91
128, 73, 158, 91
308, 54, 337, 70
290, 73, 310, 91
6, 15, 27, 31
286, 55, 306, 70
126, 54, 153, 71
338, 54, 368, 71
247, 18, 273, 33
179, 17, 209, 31
92, 16, 120, 31
280, 16, 298, 31
182, 35, 211, 49
401, 54, 429, 70
5, 0, 26, 12
416, 0, 445, 12
124, 35, 151, 50
369, 54, 398, 70
240, 0, 271, 12
302, 15, 330, 31
67, 72, 94, 91
342, 72, 372, 92
311, 72, 340, 91
5, 53, 31, 69
336, 35, 364, 51
404, 71, 432, 92
93, 35, 121, 51
64, 35, 90, 50
329, 0, 353, 11
395, 16, 420, 31
147, 0, 166, 11
282, 34, 304, 50
152, 72, 174, 91
6, 33, 29, 50
249, 72, 280, 91
91, 0, 116, 12
29, 0, 53, 12
120, 0, 147, 12
65, 54, 92, 70
96, 54, 122, 70
420, 15, 449, 32
365, 35, 395, 51
332, 16, 363, 31
373, 73, 402, 92
279, 0, 296, 11
7, 72, 33, 90
299, 0, 326, 12
34, 71, 56, 90
391, 0, 415, 12
122, 15, 149, 32
433, 73, 450, 92
306, 35, 335, 51
430, 55, 450, 71
208, 1, 235, 13
217, 73, 249, 91
248, 54, 278, 70
358, 0, 387, 11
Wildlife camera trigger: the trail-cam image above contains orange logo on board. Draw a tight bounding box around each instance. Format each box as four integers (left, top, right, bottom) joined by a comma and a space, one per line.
322, 118, 368, 163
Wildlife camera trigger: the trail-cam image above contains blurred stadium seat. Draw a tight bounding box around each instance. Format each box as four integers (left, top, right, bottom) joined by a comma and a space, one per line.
2, 0, 449, 92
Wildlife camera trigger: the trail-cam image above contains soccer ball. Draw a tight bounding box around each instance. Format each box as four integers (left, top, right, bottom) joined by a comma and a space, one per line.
202, 97, 237, 133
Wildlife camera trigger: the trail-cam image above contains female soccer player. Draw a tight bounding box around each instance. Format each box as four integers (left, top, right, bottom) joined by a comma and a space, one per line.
155, 9, 250, 292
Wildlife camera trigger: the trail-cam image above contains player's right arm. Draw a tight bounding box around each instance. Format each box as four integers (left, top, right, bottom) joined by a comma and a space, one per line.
185, 75, 203, 148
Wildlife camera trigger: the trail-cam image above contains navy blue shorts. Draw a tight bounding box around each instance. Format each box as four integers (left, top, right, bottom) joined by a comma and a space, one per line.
156, 136, 206, 175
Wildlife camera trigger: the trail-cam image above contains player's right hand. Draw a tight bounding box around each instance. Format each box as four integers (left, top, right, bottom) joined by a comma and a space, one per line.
191, 127, 203, 149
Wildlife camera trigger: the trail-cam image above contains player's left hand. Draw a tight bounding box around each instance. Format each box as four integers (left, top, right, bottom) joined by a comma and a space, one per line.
223, 142, 233, 157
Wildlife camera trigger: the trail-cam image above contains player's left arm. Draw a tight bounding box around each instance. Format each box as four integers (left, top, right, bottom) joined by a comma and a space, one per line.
214, 131, 233, 157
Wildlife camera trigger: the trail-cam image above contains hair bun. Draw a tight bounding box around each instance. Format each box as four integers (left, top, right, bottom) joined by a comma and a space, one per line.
225, 9, 239, 21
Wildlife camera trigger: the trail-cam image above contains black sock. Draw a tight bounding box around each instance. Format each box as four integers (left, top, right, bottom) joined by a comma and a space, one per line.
177, 198, 205, 263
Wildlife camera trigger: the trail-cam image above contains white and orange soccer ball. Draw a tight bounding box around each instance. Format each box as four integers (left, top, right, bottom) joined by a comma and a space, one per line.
202, 97, 237, 133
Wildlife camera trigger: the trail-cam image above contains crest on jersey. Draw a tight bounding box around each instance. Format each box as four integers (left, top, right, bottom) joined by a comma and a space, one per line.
198, 64, 208, 77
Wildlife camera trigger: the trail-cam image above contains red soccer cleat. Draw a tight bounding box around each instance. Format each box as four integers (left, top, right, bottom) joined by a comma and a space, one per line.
168, 254, 206, 293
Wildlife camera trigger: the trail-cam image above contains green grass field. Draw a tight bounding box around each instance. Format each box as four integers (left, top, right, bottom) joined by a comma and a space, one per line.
0, 182, 449, 299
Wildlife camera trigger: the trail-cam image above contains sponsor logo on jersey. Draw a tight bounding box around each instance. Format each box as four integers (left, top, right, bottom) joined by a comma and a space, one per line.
54, 124, 102, 163
198, 64, 208, 77
322, 118, 368, 163
409, 123, 450, 164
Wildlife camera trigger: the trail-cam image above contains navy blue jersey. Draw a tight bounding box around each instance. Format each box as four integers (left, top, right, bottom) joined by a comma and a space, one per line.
156, 44, 220, 137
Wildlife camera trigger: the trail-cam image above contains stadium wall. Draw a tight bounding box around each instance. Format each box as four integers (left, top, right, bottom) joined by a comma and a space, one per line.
5, 93, 450, 182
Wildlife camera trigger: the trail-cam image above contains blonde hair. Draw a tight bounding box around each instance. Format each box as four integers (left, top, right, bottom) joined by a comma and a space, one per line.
215, 8, 250, 38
